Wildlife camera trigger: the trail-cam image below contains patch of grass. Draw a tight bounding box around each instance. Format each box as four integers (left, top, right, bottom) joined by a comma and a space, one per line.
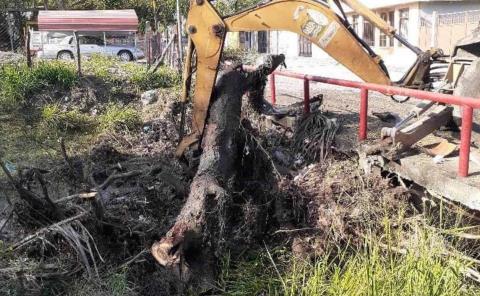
83, 55, 181, 93
0, 61, 77, 111
219, 226, 477, 296
107, 272, 130, 296
127, 65, 180, 92
41, 103, 97, 133
99, 104, 141, 131
67, 271, 133, 296
34, 61, 77, 89
40, 103, 140, 135
83, 54, 121, 83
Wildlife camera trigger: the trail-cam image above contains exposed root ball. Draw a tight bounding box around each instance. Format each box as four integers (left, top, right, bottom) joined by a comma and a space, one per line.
293, 111, 340, 161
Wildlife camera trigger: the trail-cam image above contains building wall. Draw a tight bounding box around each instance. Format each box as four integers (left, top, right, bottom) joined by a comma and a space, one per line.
419, 1, 479, 18
231, 1, 480, 79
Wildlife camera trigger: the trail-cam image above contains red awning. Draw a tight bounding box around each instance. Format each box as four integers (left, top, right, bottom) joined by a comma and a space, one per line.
37, 10, 139, 32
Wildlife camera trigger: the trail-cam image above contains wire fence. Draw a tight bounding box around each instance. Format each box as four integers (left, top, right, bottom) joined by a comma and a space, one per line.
0, 11, 24, 53
0, 9, 182, 70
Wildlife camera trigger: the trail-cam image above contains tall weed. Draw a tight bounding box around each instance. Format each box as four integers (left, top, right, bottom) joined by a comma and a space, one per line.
0, 61, 77, 111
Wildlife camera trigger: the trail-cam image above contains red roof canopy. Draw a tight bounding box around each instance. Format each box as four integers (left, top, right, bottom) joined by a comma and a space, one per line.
37, 10, 139, 32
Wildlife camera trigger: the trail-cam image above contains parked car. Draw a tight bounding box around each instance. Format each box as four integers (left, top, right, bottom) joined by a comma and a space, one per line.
36, 35, 144, 61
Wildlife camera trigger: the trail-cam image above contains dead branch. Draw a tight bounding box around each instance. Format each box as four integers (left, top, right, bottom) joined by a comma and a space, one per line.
59, 137, 76, 177
54, 192, 97, 204
0, 160, 48, 210
33, 168, 63, 219
12, 211, 88, 250
99, 170, 142, 190
0, 207, 14, 233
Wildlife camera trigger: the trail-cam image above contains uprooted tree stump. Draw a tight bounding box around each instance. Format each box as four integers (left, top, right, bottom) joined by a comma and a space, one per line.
151, 55, 286, 286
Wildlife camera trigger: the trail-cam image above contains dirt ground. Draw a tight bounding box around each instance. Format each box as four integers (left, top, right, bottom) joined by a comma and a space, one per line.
1, 58, 479, 295
268, 75, 420, 152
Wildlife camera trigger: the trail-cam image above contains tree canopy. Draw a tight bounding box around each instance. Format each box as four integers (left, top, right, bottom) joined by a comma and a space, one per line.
0, 0, 262, 31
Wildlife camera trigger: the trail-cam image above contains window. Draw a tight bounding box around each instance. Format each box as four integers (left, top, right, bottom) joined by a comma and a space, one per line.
78, 36, 104, 46
388, 11, 395, 46
399, 8, 409, 46
258, 31, 268, 53
379, 11, 395, 47
299, 35, 312, 57
379, 13, 388, 47
239, 32, 253, 50
352, 15, 359, 34
363, 20, 375, 46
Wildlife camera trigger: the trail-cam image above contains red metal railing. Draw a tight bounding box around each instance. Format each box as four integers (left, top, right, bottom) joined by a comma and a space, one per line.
269, 70, 480, 178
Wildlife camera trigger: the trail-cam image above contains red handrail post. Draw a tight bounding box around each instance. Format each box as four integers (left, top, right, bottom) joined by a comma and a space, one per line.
303, 77, 310, 114
459, 105, 473, 177
359, 88, 369, 141
270, 74, 276, 105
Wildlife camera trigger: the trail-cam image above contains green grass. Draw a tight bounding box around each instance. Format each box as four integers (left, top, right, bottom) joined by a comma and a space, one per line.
83, 54, 180, 92
130, 67, 180, 92
0, 61, 77, 111
99, 104, 141, 131
218, 224, 478, 296
41, 103, 97, 133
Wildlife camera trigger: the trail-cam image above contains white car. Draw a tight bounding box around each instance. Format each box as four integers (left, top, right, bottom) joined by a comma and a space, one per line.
36, 35, 144, 61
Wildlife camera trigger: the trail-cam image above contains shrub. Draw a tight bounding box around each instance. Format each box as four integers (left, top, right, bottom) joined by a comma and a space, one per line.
223, 46, 260, 65
99, 104, 141, 131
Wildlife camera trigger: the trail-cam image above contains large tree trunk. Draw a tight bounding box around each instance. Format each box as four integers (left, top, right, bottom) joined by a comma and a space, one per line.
151, 55, 285, 286
152, 69, 246, 283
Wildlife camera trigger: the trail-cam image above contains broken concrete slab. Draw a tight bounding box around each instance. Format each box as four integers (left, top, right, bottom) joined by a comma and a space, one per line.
361, 152, 480, 211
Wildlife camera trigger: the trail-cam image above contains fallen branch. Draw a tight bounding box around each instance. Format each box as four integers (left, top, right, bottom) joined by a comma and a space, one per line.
0, 206, 14, 233
99, 170, 142, 190
54, 192, 97, 204
12, 211, 88, 250
0, 160, 48, 210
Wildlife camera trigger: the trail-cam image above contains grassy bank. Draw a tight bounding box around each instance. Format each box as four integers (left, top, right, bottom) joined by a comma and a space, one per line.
0, 57, 179, 163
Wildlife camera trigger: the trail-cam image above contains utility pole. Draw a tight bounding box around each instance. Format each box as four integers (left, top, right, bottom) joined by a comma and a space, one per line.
176, 0, 183, 69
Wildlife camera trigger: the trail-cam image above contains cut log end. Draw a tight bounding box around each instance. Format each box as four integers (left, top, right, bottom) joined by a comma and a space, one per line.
151, 238, 182, 268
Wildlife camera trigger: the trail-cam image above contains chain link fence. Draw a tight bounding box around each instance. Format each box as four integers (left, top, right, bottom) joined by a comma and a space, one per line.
0, 11, 25, 53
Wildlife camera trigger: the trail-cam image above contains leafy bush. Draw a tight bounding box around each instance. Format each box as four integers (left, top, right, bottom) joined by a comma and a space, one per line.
0, 61, 77, 111
223, 46, 260, 65
99, 104, 141, 131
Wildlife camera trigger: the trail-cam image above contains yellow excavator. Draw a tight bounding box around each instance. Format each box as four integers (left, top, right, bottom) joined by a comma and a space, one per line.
177, 0, 478, 157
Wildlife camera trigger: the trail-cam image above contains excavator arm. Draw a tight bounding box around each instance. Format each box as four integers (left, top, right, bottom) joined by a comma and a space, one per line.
176, 0, 437, 157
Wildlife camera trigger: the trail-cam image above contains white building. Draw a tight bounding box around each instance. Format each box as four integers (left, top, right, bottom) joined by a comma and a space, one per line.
268, 0, 479, 58
228, 0, 480, 77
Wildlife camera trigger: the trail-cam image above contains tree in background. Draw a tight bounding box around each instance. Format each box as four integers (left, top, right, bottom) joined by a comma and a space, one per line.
214, 0, 263, 16
0, 0, 263, 33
